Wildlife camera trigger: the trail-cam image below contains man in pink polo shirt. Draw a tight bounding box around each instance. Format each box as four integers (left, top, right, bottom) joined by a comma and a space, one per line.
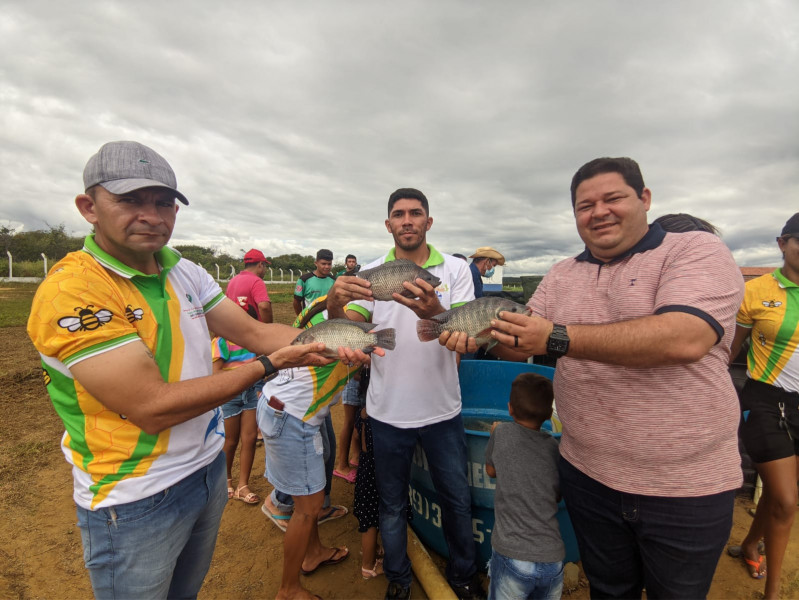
227, 249, 273, 323
442, 157, 744, 598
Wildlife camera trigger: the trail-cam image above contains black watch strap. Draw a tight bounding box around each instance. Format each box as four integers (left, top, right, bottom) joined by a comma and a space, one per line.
546, 324, 570, 358
256, 355, 278, 379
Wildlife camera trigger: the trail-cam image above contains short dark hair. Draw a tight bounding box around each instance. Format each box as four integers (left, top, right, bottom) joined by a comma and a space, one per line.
653, 213, 719, 235
346, 254, 357, 261
316, 249, 333, 261
509, 372, 554, 424
570, 157, 645, 207
388, 188, 429, 216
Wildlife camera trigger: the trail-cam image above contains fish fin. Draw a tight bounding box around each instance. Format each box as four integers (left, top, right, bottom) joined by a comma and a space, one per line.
330, 319, 376, 333
485, 338, 498, 351
473, 335, 493, 348
416, 319, 442, 342
373, 328, 396, 351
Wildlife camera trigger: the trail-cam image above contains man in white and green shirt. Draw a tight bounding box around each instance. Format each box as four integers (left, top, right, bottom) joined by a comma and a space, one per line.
327, 188, 481, 600
26, 141, 363, 600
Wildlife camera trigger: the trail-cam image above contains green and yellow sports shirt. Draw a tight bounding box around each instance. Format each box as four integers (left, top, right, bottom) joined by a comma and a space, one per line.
261, 295, 358, 426
27, 235, 226, 509
737, 269, 799, 392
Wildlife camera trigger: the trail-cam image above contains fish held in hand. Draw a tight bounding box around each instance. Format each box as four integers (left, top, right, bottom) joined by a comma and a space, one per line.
356, 259, 441, 301
291, 319, 396, 359
416, 297, 531, 349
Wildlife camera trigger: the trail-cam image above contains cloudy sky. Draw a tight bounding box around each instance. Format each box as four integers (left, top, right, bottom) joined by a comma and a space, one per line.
1, 1, 796, 274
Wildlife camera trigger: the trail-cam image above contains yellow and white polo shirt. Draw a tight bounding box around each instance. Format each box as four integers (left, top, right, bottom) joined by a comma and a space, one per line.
737, 268, 799, 393
27, 235, 226, 510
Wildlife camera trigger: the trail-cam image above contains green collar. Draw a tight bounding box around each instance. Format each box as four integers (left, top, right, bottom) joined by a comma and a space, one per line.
82, 234, 181, 280
774, 268, 799, 289
385, 244, 444, 268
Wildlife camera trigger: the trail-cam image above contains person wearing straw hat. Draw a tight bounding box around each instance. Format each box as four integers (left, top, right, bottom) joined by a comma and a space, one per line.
468, 246, 505, 298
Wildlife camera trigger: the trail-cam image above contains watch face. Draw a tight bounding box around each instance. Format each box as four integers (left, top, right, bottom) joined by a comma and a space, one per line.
547, 325, 569, 357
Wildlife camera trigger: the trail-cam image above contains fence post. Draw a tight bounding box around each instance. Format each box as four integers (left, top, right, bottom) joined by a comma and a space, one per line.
6, 250, 11, 278
289, 269, 294, 282
269, 267, 273, 281
41, 253, 48, 276
229, 265, 235, 279
214, 263, 220, 281
279, 268, 283, 282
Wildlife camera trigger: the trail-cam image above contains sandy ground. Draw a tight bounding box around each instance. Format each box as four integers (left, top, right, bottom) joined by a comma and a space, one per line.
1, 324, 798, 599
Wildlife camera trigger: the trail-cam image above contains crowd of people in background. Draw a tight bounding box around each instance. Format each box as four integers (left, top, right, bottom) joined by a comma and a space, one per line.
25, 141, 797, 600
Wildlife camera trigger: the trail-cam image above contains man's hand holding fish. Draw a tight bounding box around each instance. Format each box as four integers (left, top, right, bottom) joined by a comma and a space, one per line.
391, 276, 445, 319
437, 308, 548, 360
326, 275, 373, 318
488, 310, 553, 357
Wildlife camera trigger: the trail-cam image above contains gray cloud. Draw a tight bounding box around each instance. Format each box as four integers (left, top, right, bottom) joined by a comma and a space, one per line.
1, 1, 796, 273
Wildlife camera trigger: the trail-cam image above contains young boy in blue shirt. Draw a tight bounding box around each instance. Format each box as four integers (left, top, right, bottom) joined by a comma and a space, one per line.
485, 373, 565, 600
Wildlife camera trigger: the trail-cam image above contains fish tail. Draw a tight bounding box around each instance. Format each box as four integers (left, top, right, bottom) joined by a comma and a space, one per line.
416, 319, 442, 342
374, 328, 397, 351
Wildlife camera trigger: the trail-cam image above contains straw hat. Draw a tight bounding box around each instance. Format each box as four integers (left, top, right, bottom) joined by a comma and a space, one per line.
469, 246, 505, 265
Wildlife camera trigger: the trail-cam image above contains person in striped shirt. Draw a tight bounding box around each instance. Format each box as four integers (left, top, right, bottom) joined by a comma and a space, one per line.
441, 157, 745, 599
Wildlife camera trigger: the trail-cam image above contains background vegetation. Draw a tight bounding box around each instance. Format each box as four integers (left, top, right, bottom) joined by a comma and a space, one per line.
0, 225, 340, 279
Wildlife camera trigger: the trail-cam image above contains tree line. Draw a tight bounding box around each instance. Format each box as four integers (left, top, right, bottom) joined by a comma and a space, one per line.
0, 225, 329, 275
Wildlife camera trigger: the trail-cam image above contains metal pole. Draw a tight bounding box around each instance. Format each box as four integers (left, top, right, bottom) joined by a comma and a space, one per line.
214, 263, 220, 281
6, 250, 11, 278
41, 253, 48, 275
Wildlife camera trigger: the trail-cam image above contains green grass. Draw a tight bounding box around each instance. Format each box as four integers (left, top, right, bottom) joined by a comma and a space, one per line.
0, 283, 38, 327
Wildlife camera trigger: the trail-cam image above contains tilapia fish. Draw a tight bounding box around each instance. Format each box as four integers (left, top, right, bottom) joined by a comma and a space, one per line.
356, 259, 441, 301
291, 319, 396, 358
416, 297, 531, 349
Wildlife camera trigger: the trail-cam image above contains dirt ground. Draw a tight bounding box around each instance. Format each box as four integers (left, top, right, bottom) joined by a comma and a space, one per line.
1, 322, 797, 599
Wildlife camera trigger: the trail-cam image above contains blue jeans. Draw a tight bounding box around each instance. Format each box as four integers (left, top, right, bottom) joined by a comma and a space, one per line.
559, 457, 734, 599
221, 379, 263, 419
76, 451, 227, 599
488, 550, 563, 600
371, 413, 476, 588
272, 413, 336, 509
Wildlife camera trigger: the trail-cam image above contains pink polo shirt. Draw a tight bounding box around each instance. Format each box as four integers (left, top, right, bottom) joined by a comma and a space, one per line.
529, 226, 744, 497
225, 270, 270, 320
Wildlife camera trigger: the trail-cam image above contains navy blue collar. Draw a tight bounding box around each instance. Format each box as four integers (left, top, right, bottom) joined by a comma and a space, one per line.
575, 222, 666, 265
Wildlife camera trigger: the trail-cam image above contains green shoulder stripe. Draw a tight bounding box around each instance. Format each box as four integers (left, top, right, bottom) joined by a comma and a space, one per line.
63, 333, 142, 367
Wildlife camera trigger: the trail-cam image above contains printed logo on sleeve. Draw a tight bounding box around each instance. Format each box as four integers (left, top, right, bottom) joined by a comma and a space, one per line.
57, 305, 113, 332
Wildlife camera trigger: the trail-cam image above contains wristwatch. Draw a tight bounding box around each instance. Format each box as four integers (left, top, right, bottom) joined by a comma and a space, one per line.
546, 324, 570, 358
256, 355, 279, 380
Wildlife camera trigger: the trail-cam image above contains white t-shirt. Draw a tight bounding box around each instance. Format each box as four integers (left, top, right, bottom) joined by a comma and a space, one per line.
348, 245, 474, 428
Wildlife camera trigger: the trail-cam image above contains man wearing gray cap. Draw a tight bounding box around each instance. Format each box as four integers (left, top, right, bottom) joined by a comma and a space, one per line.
26, 141, 370, 599
468, 246, 504, 298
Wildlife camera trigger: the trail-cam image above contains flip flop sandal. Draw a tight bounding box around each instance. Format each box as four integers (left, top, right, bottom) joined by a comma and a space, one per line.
318, 505, 348, 525
301, 546, 349, 576
261, 503, 291, 532
744, 555, 766, 579
333, 468, 357, 484
227, 479, 234, 499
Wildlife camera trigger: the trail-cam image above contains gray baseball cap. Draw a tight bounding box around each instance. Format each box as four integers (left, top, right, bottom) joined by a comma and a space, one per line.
83, 141, 189, 205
